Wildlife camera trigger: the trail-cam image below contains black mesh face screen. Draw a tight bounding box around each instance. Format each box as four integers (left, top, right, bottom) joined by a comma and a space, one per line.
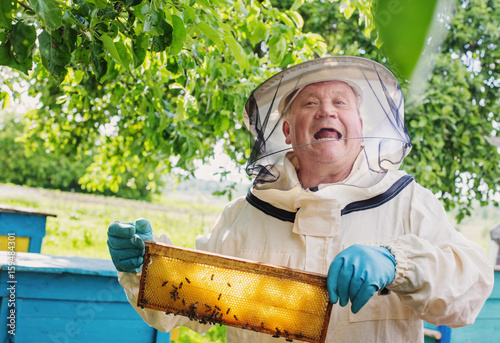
242, 57, 411, 188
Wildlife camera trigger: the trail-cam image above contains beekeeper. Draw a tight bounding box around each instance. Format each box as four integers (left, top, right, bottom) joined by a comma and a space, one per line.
108, 56, 494, 342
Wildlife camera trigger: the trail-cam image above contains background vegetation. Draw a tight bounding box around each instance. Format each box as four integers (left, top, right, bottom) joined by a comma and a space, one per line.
0, 0, 499, 221
0, 110, 164, 199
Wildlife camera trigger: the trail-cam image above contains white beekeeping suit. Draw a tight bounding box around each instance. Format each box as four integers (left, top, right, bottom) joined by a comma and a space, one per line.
117, 56, 494, 342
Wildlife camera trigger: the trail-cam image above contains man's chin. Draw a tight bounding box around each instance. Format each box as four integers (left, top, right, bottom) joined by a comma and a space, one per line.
302, 144, 361, 164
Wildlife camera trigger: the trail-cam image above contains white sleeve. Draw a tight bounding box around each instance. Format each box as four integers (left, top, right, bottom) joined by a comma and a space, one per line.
385, 184, 494, 328
117, 233, 213, 334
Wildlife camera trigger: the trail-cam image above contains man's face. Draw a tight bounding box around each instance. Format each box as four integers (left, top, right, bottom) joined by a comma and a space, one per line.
282, 81, 363, 168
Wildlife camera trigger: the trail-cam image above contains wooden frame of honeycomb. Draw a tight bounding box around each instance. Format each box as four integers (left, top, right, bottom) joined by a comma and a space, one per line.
138, 242, 332, 343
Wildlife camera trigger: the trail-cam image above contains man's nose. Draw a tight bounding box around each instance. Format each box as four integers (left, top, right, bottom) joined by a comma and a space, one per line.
316, 103, 338, 118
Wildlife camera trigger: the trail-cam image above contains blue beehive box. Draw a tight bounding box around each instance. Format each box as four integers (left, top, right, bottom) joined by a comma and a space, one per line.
0, 252, 170, 343
0, 205, 57, 253
425, 268, 500, 343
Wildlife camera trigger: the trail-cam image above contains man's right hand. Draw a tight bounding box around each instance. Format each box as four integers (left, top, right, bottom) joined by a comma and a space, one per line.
107, 218, 153, 273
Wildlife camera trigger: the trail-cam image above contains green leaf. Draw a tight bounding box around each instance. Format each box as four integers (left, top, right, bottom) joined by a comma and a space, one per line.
132, 34, 146, 68
74, 45, 90, 65
96, 5, 119, 23
38, 30, 71, 78
151, 19, 173, 52
90, 42, 108, 81
278, 13, 295, 27
139, 4, 151, 16
0, 41, 12, 65
197, 22, 225, 50
223, 37, 247, 71
269, 36, 286, 65
279, 52, 294, 68
85, 0, 107, 9
62, 25, 78, 52
288, 11, 304, 29
37, 31, 49, 70
175, 97, 186, 121
101, 34, 130, 70
339, 1, 356, 19
115, 41, 132, 69
73, 69, 84, 84
126, 0, 143, 7
0, 90, 10, 109
144, 9, 166, 35
195, 0, 213, 13
0, 0, 16, 30
170, 15, 186, 56
249, 21, 267, 47
290, 0, 305, 11
28, 0, 63, 30
374, 0, 441, 80
183, 4, 198, 23
11, 21, 37, 63
219, 115, 229, 132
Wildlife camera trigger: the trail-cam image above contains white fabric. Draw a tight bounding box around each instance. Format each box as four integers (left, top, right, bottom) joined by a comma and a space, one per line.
118, 153, 494, 342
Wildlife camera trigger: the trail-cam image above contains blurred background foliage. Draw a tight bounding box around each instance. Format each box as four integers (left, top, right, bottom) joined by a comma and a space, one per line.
0, 0, 499, 220
0, 110, 164, 199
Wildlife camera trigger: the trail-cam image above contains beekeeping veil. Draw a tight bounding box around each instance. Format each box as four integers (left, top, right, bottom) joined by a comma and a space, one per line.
243, 56, 411, 188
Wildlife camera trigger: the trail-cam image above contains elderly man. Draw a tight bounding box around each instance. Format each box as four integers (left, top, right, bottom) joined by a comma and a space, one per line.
281, 80, 364, 187
108, 57, 493, 342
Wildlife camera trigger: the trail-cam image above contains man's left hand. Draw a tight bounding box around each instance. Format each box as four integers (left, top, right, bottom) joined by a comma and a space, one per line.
327, 245, 396, 313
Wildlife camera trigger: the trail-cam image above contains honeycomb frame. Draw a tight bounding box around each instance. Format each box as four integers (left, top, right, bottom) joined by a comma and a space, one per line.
138, 242, 332, 343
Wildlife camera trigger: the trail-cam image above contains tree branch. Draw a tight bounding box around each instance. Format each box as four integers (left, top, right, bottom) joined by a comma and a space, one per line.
18, 1, 35, 12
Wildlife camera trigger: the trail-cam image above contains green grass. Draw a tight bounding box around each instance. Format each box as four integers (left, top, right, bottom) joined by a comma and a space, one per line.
0, 183, 227, 342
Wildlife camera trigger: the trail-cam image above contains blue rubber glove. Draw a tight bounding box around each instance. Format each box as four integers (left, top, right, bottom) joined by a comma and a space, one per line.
107, 218, 153, 273
327, 245, 396, 313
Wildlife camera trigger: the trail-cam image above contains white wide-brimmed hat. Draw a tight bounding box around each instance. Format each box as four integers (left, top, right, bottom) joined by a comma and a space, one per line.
243, 56, 411, 184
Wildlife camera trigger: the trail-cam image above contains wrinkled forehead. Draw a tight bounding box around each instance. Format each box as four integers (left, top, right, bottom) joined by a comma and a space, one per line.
296, 81, 358, 100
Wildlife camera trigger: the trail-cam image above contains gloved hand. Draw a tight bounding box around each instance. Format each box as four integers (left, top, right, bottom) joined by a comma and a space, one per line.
327, 245, 396, 313
107, 218, 153, 273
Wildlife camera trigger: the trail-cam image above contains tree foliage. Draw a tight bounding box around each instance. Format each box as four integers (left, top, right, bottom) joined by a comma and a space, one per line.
404, 0, 500, 220
0, 0, 499, 221
0, 111, 163, 199
1, 0, 326, 192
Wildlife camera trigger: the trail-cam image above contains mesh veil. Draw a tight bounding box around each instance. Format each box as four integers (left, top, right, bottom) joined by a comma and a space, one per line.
243, 56, 411, 187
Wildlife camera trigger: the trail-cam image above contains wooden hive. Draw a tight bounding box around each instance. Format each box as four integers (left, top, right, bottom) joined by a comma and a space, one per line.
138, 242, 332, 343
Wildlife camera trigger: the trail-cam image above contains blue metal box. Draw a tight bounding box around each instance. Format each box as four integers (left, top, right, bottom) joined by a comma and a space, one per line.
0, 251, 170, 343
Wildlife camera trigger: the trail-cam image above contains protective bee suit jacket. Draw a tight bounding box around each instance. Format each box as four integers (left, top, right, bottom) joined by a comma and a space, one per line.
118, 151, 494, 343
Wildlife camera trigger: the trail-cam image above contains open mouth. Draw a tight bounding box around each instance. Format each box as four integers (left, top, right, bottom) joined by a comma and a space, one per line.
314, 128, 342, 141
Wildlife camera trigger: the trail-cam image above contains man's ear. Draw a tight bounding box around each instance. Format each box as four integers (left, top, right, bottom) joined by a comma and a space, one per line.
282, 119, 292, 145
